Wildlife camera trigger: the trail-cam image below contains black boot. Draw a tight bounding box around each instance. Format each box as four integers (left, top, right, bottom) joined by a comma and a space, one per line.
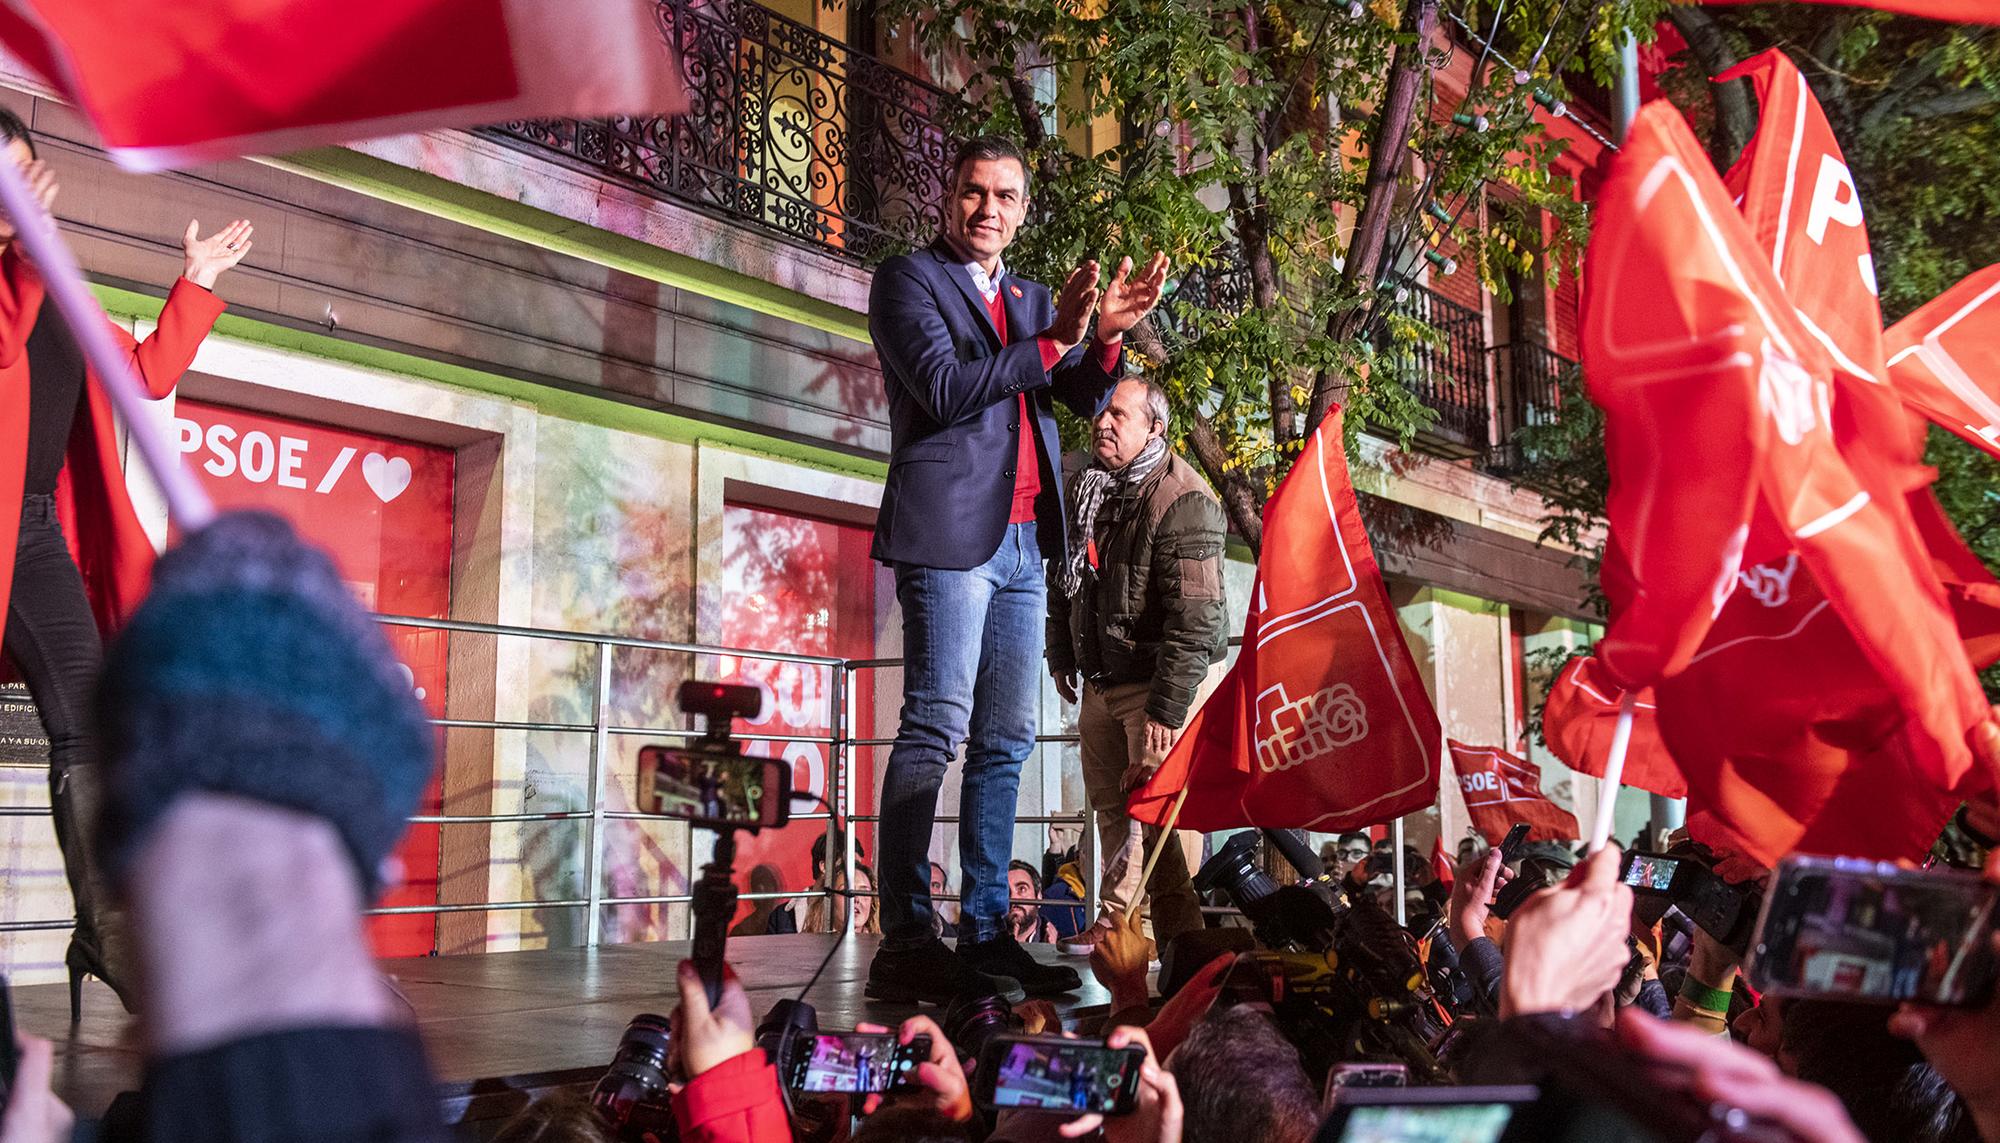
52, 760, 135, 1020
957, 933, 1082, 997
866, 938, 1024, 1005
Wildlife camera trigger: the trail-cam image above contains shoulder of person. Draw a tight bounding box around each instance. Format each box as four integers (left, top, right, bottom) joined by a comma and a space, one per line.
1145, 454, 1225, 521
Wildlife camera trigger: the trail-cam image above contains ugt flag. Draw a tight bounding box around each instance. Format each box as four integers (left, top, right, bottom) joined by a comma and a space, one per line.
1539, 656, 1686, 800
1127, 407, 1440, 833
0, 0, 686, 170
1447, 741, 1580, 845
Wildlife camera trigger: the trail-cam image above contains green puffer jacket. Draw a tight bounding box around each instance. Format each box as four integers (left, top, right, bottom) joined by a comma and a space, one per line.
1047, 450, 1229, 728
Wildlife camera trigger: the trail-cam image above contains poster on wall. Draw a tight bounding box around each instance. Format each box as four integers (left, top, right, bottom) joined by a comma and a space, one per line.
173, 399, 454, 957
718, 503, 880, 935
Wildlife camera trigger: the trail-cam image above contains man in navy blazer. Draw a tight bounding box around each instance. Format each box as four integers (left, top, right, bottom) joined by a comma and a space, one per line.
864, 135, 1168, 1004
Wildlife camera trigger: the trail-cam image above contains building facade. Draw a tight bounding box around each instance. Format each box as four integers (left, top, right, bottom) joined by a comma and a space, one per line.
0, 8, 1636, 983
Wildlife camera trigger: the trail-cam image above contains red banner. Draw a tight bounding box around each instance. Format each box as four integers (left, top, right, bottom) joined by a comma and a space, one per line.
174, 400, 454, 956
1702, 0, 1997, 21
1127, 408, 1440, 833
1448, 741, 1581, 845
0, 0, 685, 170
1540, 656, 1685, 799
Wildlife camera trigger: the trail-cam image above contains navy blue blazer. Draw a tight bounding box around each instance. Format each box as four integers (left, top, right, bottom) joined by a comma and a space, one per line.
869, 239, 1123, 570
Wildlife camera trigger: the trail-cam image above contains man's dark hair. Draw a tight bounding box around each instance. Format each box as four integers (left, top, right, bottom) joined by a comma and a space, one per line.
1169, 1006, 1320, 1143
1782, 1000, 1976, 1143
1338, 831, 1371, 848
0, 109, 33, 159
950, 135, 1030, 195
852, 1102, 973, 1143
1007, 859, 1041, 896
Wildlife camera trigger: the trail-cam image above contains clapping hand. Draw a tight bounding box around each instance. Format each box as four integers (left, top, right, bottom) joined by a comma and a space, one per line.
1043, 260, 1101, 354
1096, 252, 1170, 341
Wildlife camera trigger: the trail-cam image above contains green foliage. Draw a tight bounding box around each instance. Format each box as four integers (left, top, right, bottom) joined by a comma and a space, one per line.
873, 0, 1661, 544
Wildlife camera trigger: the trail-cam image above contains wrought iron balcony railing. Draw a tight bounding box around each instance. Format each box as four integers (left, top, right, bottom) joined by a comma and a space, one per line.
483, 0, 961, 262
1484, 341, 1577, 474
1383, 282, 1493, 453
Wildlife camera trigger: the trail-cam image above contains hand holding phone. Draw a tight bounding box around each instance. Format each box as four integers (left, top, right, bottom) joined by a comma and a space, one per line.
1747, 855, 2000, 1006
785, 1032, 930, 1094
973, 1032, 1147, 1116
1497, 823, 1531, 865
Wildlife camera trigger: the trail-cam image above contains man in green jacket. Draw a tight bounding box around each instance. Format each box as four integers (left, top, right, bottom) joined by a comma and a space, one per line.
1047, 377, 1230, 956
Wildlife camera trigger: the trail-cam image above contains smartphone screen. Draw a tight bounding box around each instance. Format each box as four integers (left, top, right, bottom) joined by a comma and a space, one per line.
1620, 852, 1681, 894
977, 1036, 1144, 1115
1324, 1063, 1409, 1109
1748, 856, 2000, 1006
639, 746, 788, 828
788, 1032, 922, 1094
1334, 1103, 1516, 1143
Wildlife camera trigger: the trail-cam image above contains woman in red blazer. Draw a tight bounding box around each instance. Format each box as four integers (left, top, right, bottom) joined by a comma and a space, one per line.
0, 112, 251, 1017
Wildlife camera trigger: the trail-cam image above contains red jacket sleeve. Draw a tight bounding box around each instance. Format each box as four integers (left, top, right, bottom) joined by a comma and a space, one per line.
670, 1049, 791, 1143
0, 243, 45, 368
105, 277, 227, 399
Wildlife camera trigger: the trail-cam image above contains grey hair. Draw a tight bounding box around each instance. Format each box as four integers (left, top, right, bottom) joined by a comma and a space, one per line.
1138, 378, 1170, 431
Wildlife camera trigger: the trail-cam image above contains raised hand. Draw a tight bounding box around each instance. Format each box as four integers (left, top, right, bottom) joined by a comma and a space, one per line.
1499, 843, 1633, 1017
181, 218, 254, 290
1058, 1027, 1182, 1143
1097, 251, 1170, 341
1042, 260, 1100, 354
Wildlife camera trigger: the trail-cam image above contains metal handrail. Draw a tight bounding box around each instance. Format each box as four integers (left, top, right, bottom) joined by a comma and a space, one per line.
5, 611, 1100, 944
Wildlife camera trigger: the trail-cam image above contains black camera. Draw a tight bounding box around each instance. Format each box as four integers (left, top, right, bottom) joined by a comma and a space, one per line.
590, 1013, 678, 1140
942, 988, 1024, 1065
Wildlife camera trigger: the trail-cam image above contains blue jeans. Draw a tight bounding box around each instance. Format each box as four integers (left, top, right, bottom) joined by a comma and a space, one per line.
879, 521, 1044, 948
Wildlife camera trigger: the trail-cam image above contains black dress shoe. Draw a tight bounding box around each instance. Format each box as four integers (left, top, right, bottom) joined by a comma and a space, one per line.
958, 933, 1083, 996
866, 938, 1024, 1005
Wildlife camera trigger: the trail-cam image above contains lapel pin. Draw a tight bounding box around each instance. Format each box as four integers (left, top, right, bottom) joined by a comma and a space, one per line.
1009, 284, 1023, 298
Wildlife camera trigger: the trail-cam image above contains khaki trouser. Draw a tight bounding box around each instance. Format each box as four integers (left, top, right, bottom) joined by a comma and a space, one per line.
1078, 661, 1226, 948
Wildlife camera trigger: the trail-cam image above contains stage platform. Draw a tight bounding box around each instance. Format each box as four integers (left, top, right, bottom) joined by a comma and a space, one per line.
17, 934, 1118, 1137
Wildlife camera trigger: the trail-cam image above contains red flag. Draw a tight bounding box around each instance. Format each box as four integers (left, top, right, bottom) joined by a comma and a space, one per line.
1126, 408, 1441, 833
1702, 0, 1998, 21
1887, 265, 2000, 459
1430, 836, 1455, 891
1540, 656, 1686, 799
1583, 101, 1989, 869
0, 0, 685, 170
1447, 741, 1581, 845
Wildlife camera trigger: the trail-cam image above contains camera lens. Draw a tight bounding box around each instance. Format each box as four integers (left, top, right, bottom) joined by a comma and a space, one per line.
1194, 832, 1280, 910
941, 990, 1019, 1062
590, 1013, 673, 1128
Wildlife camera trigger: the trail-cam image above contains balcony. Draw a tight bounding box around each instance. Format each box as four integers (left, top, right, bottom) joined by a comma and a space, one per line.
482, 0, 961, 262
1485, 341, 1578, 474
1383, 282, 1493, 455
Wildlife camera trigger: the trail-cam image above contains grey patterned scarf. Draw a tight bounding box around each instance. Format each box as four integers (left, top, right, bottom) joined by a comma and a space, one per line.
1061, 437, 1168, 598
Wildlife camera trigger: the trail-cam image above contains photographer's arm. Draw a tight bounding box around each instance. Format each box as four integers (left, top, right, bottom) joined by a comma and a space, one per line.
667, 960, 790, 1143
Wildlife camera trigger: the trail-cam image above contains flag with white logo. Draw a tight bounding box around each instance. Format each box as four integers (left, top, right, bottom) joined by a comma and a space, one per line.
1447, 741, 1580, 845
1127, 408, 1440, 833
1584, 97, 1989, 870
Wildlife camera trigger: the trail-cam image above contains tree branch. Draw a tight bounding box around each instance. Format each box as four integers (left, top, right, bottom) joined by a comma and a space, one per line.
1667, 6, 1755, 171
1185, 416, 1265, 551
1306, 0, 1437, 434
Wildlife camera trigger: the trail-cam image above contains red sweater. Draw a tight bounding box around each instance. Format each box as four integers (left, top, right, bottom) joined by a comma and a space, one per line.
987, 290, 1122, 525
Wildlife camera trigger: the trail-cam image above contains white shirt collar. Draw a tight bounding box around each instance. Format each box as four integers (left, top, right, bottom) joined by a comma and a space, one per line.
964, 256, 1006, 304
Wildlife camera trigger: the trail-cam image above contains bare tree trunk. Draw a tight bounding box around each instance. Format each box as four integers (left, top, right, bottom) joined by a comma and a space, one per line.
1305, 0, 1437, 433
1667, 6, 1755, 170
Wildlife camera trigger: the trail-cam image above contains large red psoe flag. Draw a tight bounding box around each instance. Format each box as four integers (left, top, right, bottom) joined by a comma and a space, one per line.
1127, 408, 1440, 833
0, 0, 686, 170
1539, 656, 1686, 799
1887, 264, 2000, 459
1447, 741, 1580, 845
1702, 0, 1998, 20
1583, 100, 1989, 869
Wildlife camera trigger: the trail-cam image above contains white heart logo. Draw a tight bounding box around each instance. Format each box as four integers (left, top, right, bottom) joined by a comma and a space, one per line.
361, 453, 412, 504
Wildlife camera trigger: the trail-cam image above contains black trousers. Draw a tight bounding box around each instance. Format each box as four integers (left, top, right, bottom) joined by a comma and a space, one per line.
4, 493, 115, 960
